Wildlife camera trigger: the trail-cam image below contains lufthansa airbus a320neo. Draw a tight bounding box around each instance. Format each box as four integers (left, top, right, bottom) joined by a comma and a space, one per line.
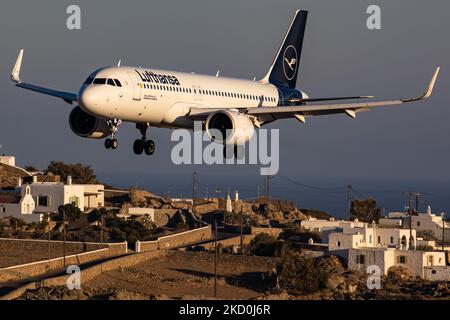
10, 10, 440, 156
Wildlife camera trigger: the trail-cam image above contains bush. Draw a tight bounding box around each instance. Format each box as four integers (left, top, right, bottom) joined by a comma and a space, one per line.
276, 251, 329, 293
46, 161, 97, 184
250, 233, 287, 257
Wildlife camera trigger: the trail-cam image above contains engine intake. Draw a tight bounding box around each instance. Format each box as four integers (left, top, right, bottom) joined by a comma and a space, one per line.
69, 106, 110, 139
205, 110, 255, 144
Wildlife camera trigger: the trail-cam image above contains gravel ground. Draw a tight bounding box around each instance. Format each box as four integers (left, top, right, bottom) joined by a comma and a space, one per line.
83, 251, 279, 299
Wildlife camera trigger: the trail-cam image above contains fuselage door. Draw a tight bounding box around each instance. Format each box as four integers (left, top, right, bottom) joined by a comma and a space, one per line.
127, 71, 142, 101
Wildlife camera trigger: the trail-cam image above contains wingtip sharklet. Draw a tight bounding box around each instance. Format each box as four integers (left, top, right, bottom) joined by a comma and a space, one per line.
11, 49, 24, 83
423, 67, 440, 99
402, 67, 440, 102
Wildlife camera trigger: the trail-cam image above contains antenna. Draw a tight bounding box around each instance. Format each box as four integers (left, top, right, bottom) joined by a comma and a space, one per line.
117, 59, 121, 67
216, 70, 220, 77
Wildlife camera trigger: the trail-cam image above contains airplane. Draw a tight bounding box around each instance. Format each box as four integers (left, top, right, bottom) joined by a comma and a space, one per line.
10, 10, 439, 157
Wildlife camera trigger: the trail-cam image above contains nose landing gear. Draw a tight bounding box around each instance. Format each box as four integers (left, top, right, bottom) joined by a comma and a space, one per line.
133, 123, 156, 155
105, 118, 121, 150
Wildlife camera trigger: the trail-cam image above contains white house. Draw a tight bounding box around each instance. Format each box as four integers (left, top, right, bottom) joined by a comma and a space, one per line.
386, 206, 450, 241
325, 223, 417, 251
0, 176, 104, 223
0, 156, 16, 167
117, 207, 155, 221
300, 216, 365, 233
0, 185, 41, 223
345, 247, 447, 279
26, 176, 104, 214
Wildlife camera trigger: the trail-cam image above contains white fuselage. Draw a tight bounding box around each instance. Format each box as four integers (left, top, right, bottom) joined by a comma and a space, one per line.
78, 66, 280, 129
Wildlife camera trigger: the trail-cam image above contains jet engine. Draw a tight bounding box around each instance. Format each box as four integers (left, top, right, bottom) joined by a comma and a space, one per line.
205, 110, 255, 144
69, 106, 110, 139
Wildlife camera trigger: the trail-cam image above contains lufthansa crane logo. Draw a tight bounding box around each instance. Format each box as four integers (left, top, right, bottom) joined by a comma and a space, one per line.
282, 45, 298, 81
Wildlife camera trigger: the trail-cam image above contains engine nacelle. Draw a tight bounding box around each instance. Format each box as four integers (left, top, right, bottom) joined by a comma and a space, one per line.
205, 110, 255, 145
69, 106, 110, 139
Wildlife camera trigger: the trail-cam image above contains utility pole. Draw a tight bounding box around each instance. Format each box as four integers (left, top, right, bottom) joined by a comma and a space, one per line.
47, 214, 51, 263
347, 184, 353, 221
408, 192, 413, 250
240, 207, 243, 255
63, 210, 66, 267
101, 211, 104, 244
192, 171, 197, 215
257, 185, 260, 204
264, 176, 270, 205
415, 193, 421, 214
443, 213, 446, 251
214, 219, 218, 298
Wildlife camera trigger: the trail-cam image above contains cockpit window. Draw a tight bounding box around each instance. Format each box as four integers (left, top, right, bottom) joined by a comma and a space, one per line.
107, 79, 115, 86
114, 79, 122, 87
84, 77, 94, 85
93, 78, 107, 84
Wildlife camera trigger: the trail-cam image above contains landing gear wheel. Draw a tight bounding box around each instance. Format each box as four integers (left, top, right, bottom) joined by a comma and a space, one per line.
111, 139, 118, 150
105, 138, 112, 149
133, 139, 144, 155
144, 140, 155, 155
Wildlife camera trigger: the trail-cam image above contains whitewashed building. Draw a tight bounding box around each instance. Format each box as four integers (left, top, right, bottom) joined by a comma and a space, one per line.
0, 185, 41, 223
384, 206, 450, 241
0, 176, 104, 222
325, 223, 416, 251
300, 217, 365, 233
346, 247, 447, 278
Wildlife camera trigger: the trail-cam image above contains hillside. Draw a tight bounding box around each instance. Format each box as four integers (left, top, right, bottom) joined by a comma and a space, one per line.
0, 163, 31, 189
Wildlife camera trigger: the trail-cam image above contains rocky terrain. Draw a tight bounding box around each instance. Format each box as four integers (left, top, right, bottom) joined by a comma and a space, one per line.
15, 251, 450, 300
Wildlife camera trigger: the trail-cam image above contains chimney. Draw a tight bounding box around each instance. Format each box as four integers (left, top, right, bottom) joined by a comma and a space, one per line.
17, 177, 22, 188
32, 175, 38, 183
67, 175, 72, 185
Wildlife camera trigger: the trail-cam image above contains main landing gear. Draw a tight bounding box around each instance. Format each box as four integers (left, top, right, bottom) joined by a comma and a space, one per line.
133, 123, 155, 156
104, 118, 121, 150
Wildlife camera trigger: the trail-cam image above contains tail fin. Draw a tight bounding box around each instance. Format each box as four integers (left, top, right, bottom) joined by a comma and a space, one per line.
261, 10, 308, 88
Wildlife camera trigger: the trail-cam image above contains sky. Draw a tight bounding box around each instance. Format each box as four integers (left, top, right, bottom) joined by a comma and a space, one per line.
1, 0, 450, 216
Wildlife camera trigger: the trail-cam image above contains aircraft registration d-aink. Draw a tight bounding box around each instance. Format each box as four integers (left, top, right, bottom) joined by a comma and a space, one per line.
11, 10, 439, 156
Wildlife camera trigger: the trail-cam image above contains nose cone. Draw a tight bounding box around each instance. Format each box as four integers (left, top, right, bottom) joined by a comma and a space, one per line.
79, 86, 101, 113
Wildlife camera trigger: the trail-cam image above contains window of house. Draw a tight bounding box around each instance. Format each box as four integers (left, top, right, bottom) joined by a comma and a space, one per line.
378, 236, 381, 244
399, 256, 407, 264
431, 270, 436, 274
390, 236, 394, 244
356, 255, 365, 264
417, 221, 421, 227
69, 196, 79, 208
337, 241, 341, 247
369, 235, 372, 243
1, 207, 5, 213
37, 196, 50, 207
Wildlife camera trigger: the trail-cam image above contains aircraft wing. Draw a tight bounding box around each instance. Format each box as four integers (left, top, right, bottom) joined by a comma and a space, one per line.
11, 49, 78, 105
246, 68, 440, 121
189, 67, 439, 123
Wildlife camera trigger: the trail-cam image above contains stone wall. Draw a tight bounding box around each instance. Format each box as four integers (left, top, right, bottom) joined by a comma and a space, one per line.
0, 239, 127, 283
137, 226, 212, 252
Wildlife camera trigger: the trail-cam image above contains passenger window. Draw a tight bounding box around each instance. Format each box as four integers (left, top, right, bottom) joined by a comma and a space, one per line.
93, 78, 107, 84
